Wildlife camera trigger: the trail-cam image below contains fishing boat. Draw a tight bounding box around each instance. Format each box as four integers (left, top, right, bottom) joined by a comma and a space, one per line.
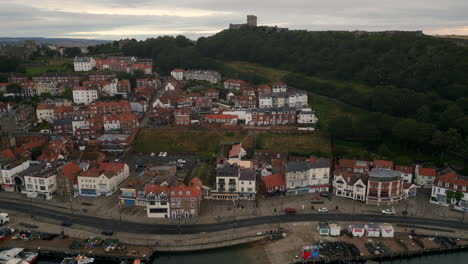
0, 248, 38, 264
60, 255, 94, 264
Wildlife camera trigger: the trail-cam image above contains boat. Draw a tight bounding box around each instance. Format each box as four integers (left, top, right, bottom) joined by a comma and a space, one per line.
60, 255, 94, 264
6, 259, 29, 264
0, 248, 38, 264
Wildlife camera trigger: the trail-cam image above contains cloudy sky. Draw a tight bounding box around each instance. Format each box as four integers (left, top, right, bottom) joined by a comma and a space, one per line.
0, 0, 467, 40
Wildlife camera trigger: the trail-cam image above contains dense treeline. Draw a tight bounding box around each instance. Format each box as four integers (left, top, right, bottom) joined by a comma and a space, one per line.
0, 56, 23, 73
121, 36, 221, 73
199, 29, 468, 100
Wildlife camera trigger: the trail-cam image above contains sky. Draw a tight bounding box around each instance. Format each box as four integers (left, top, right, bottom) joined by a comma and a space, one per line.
0, 0, 467, 40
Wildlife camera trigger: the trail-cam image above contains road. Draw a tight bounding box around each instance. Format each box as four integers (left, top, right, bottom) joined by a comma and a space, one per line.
1, 201, 467, 235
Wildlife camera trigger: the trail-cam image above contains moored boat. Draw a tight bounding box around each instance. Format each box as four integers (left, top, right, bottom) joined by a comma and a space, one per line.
0, 248, 38, 264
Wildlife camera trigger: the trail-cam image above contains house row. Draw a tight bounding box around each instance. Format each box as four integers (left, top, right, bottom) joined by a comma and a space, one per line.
1, 157, 130, 200
170, 69, 221, 83
430, 168, 468, 211
223, 80, 287, 95
74, 56, 153, 74
222, 107, 318, 126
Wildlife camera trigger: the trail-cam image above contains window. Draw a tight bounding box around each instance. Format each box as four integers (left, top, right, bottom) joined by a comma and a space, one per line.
438, 181, 442, 187
27, 184, 33, 189
463, 186, 467, 192
40, 186, 46, 191
445, 183, 450, 188
186, 191, 190, 195
454, 184, 458, 190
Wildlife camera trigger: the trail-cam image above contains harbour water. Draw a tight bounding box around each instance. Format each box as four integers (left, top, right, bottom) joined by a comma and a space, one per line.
36, 245, 468, 263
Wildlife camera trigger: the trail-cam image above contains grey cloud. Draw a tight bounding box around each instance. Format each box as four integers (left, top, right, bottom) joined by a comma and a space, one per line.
0, 0, 467, 39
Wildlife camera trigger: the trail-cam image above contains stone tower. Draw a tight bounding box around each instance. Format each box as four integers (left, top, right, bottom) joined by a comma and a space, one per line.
247, 15, 257, 27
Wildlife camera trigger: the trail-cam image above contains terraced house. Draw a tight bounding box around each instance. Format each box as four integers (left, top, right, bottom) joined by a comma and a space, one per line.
431, 169, 468, 211
285, 158, 331, 195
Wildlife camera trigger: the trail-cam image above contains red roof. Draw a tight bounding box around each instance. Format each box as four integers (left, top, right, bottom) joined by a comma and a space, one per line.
272, 82, 286, 86
37, 104, 55, 110
257, 84, 271, 89
261, 173, 285, 188
172, 69, 186, 73
435, 173, 468, 193
418, 167, 436, 177
229, 144, 242, 158
339, 159, 369, 169
145, 184, 169, 195
373, 160, 394, 169
395, 165, 413, 174
224, 79, 246, 84
0, 149, 16, 159
59, 162, 82, 181
170, 183, 201, 197
205, 114, 237, 120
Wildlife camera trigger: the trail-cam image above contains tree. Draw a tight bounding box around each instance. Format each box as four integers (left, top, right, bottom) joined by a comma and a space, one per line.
329, 116, 353, 139
6, 83, 22, 94
64, 47, 81, 58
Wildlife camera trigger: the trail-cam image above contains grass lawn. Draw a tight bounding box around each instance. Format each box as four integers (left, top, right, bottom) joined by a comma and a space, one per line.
255, 133, 332, 157
26, 64, 71, 75
133, 128, 252, 157
225, 61, 373, 93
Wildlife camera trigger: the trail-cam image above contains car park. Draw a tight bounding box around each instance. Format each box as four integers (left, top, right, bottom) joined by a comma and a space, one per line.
318, 208, 329, 213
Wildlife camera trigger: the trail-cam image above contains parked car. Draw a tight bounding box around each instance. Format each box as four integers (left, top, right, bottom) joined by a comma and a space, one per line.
150, 152, 155, 157
61, 220, 72, 227
284, 208, 297, 214
318, 208, 329, 213
178, 159, 186, 164
320, 192, 332, 198
101, 230, 114, 236
382, 208, 396, 215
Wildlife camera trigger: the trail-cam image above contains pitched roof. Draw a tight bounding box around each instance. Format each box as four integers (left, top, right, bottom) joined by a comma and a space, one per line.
395, 165, 413, 174
229, 144, 243, 158
59, 162, 82, 181
418, 167, 437, 177
285, 161, 309, 172
239, 169, 256, 181
172, 69, 186, 72
373, 160, 394, 169
145, 184, 169, 195
205, 114, 238, 120
0, 149, 16, 159
261, 173, 285, 188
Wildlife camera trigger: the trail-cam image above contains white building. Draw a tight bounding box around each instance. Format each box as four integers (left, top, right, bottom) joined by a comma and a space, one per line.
73, 87, 98, 105
170, 69, 185, 81
185, 70, 221, 83
272, 82, 287, 93
1, 160, 30, 192
259, 95, 273, 108
21, 163, 57, 200
101, 79, 118, 96
145, 185, 170, 218
297, 108, 318, 124
332, 173, 368, 202
36, 104, 55, 123
285, 158, 331, 195
415, 165, 437, 188
212, 164, 256, 200
78, 163, 130, 197
74, 57, 96, 71
239, 169, 256, 200
35, 81, 59, 96
431, 170, 468, 211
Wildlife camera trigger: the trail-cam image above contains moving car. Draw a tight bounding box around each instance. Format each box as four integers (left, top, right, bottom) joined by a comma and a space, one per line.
381, 208, 396, 215
284, 208, 297, 214
318, 208, 329, 213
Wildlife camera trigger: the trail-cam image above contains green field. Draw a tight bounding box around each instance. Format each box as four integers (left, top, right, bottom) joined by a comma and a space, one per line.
133, 128, 252, 157
26, 64, 72, 75
254, 133, 331, 157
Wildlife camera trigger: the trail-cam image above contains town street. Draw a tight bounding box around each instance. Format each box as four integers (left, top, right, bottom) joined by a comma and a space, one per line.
1, 200, 467, 235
